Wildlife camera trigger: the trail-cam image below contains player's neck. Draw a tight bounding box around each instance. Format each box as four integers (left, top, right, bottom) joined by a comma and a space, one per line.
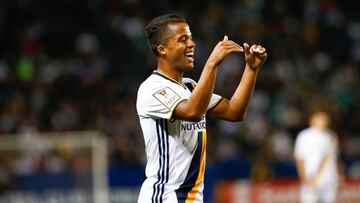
157, 61, 183, 83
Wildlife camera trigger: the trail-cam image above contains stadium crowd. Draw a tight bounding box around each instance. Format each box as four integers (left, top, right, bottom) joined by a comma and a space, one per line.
0, 0, 359, 192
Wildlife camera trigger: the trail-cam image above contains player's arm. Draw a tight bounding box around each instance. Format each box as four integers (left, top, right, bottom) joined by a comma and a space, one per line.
207, 43, 267, 121
295, 158, 307, 185
173, 37, 243, 122
294, 135, 313, 186
294, 137, 308, 185
306, 134, 337, 186
314, 134, 344, 186
311, 154, 331, 186
295, 156, 329, 187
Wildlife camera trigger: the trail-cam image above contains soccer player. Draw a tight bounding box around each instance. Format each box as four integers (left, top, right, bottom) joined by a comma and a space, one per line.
294, 111, 343, 203
136, 14, 267, 203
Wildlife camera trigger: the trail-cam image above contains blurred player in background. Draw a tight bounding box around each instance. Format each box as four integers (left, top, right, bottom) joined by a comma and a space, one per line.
136, 14, 267, 203
294, 111, 344, 203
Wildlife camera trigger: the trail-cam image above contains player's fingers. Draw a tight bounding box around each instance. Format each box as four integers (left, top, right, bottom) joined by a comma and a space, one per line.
243, 43, 250, 55
223, 42, 243, 52
224, 44, 244, 53
221, 40, 240, 47
254, 45, 262, 53
226, 47, 243, 54
254, 46, 265, 54
214, 40, 225, 50
261, 52, 268, 60
223, 35, 228, 41
250, 44, 257, 54
222, 40, 241, 47
260, 47, 266, 54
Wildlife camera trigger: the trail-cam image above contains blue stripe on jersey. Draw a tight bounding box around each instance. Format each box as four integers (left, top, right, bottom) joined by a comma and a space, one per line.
152, 119, 169, 203
158, 119, 170, 202
152, 119, 163, 203
175, 132, 203, 202
164, 120, 170, 184
156, 119, 166, 203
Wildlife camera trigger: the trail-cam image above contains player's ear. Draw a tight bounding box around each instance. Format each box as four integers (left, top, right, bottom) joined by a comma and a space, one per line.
157, 44, 167, 56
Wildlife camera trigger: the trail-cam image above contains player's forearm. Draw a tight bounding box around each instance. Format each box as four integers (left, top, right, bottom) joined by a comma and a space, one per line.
227, 64, 258, 120
295, 159, 307, 184
185, 37, 243, 118
186, 61, 218, 118
313, 155, 331, 184
174, 38, 243, 121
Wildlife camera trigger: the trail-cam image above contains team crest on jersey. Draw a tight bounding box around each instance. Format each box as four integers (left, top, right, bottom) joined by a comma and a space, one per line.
153, 87, 181, 109
158, 89, 168, 98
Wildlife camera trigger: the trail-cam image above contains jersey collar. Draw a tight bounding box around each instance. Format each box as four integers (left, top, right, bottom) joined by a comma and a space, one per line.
152, 70, 184, 86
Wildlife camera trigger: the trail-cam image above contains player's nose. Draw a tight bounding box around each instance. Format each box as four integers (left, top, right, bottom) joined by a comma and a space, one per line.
187, 38, 195, 49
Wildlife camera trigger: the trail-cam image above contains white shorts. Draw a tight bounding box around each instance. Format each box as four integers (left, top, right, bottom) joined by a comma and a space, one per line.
300, 185, 337, 203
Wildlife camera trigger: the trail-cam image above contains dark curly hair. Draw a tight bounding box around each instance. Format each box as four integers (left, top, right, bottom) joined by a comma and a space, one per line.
145, 14, 187, 55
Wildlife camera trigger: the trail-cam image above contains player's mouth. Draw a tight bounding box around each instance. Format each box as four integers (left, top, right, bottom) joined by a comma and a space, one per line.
185, 51, 194, 62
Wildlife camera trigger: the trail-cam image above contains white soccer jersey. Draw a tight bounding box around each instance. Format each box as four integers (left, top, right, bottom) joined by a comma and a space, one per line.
294, 127, 339, 187
136, 70, 222, 203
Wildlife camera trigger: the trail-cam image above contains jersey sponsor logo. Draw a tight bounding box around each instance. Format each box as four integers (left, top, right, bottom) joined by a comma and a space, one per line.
153, 87, 181, 109
181, 118, 206, 131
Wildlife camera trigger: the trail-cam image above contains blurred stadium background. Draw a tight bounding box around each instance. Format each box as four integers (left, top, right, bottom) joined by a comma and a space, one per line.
0, 0, 359, 202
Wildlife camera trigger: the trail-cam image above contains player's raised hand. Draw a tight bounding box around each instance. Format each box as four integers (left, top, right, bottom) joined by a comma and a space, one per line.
243, 43, 267, 70
207, 36, 244, 67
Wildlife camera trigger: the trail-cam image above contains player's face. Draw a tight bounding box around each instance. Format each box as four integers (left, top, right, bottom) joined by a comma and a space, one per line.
162, 23, 195, 71
310, 112, 330, 129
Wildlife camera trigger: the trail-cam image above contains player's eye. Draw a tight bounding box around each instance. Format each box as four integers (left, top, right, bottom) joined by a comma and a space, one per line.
179, 36, 187, 42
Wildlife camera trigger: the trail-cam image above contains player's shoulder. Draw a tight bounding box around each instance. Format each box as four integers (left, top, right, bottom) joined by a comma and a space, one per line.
137, 74, 165, 110
324, 129, 336, 136
323, 129, 338, 142
137, 73, 183, 102
138, 74, 166, 92
298, 128, 312, 136
296, 128, 313, 141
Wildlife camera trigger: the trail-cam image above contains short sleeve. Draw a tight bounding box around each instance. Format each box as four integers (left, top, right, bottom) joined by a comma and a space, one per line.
207, 93, 223, 111
182, 77, 223, 112
137, 84, 186, 120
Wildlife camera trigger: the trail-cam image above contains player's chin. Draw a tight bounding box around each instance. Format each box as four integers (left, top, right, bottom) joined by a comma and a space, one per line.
182, 63, 194, 71
176, 57, 194, 71
183, 59, 194, 70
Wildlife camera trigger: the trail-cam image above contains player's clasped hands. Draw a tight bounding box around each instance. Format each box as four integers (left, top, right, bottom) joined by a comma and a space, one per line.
207, 35, 267, 70
243, 42, 267, 70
